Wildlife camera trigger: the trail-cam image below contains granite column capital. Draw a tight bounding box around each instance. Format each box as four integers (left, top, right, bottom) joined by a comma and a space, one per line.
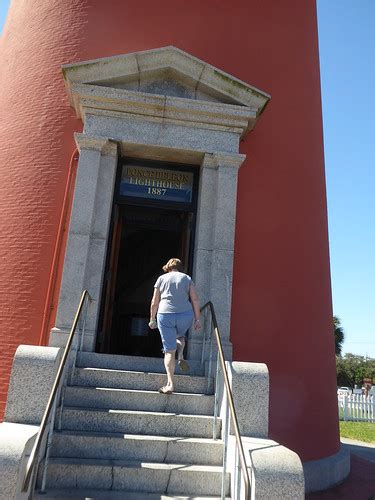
74, 133, 119, 157
201, 152, 246, 170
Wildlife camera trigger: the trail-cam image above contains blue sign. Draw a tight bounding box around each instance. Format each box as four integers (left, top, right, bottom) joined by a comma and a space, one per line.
120, 165, 194, 203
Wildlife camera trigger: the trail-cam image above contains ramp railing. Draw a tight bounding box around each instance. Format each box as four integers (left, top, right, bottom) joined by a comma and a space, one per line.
201, 301, 252, 500
21, 290, 91, 494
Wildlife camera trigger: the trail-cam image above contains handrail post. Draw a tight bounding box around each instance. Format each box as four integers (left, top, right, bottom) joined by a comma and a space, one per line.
207, 315, 214, 395
69, 333, 79, 388
39, 395, 59, 493
201, 307, 207, 371
70, 292, 90, 386
79, 294, 90, 352
221, 399, 230, 500
213, 349, 220, 440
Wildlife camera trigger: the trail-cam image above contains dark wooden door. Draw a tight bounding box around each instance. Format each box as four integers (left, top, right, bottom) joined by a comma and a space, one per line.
99, 205, 122, 353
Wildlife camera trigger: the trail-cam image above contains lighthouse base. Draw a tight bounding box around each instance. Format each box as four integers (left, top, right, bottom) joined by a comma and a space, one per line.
303, 446, 350, 493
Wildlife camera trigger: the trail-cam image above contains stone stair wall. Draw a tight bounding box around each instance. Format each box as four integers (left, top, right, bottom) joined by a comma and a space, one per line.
1, 346, 305, 499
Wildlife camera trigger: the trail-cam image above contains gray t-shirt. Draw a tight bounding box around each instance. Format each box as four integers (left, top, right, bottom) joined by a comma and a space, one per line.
154, 271, 193, 314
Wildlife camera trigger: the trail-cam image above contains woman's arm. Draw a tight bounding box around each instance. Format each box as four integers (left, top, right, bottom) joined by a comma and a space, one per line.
189, 283, 201, 330
150, 288, 161, 322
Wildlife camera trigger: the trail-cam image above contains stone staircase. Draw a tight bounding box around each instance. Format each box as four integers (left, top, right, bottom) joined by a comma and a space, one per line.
34, 352, 229, 499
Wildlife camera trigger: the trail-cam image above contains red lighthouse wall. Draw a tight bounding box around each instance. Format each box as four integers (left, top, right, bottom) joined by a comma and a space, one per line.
0, 0, 339, 461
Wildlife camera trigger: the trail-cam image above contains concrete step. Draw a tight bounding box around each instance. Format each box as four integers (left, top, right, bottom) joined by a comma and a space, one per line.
64, 386, 214, 416
34, 489, 229, 499
51, 430, 223, 465
37, 457, 230, 496
59, 407, 221, 438
73, 367, 212, 394
77, 352, 205, 376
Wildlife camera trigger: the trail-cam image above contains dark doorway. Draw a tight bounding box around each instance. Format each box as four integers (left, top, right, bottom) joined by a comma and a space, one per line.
99, 205, 194, 356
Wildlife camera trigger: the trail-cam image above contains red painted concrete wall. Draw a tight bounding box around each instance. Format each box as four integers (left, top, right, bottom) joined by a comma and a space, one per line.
0, 0, 339, 461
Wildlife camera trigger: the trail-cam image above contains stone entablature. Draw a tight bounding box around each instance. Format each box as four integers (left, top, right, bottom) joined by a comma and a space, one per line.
63, 46, 270, 134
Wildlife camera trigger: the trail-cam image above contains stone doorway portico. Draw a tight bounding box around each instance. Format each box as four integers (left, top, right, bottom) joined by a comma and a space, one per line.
49, 46, 270, 361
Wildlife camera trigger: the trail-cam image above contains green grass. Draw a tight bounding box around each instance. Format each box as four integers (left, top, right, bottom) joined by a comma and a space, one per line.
340, 421, 375, 443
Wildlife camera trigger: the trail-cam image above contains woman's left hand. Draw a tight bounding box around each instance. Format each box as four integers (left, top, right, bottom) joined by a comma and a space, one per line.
194, 319, 201, 330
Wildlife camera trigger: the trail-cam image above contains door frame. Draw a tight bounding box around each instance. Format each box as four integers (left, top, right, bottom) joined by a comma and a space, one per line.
97, 159, 199, 354
49, 135, 245, 362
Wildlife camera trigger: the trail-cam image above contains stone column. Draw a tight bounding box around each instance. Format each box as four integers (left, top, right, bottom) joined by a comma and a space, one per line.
49, 133, 118, 350
188, 152, 245, 361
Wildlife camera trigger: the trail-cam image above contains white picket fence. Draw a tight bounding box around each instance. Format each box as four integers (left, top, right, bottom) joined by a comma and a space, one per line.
338, 394, 374, 422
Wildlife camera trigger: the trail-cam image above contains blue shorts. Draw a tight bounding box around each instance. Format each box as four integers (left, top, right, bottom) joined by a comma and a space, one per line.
157, 310, 194, 353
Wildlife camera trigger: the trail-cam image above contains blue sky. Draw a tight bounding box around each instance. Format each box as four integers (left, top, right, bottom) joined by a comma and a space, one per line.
317, 0, 374, 358
1, 2, 374, 357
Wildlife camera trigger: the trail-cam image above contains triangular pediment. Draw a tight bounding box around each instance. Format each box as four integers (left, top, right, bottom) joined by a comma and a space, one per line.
62, 46, 270, 113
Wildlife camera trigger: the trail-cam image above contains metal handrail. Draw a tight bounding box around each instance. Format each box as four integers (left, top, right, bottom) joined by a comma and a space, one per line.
22, 289, 91, 493
201, 301, 251, 499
